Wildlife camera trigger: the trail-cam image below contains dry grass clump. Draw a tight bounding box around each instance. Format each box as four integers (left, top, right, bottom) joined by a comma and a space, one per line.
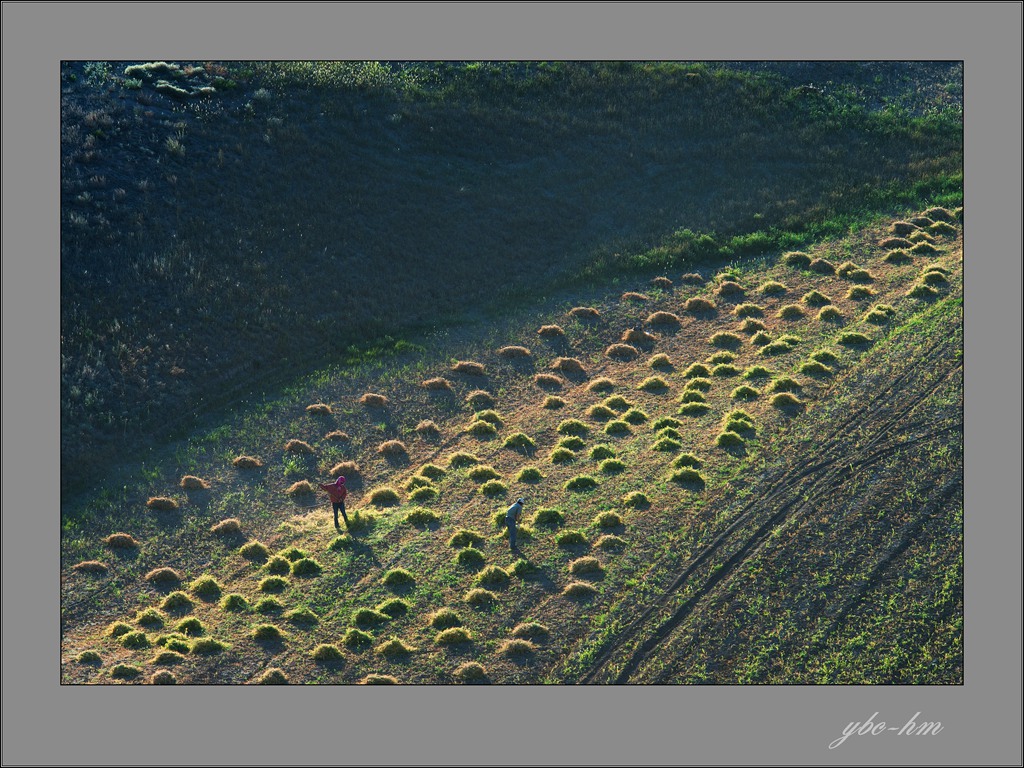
497, 345, 532, 360
649, 353, 672, 369
770, 392, 803, 408
929, 222, 957, 238
880, 236, 913, 249
621, 291, 650, 302
377, 638, 415, 658
286, 481, 314, 497
884, 249, 914, 264
750, 330, 772, 346
160, 591, 193, 612
145, 567, 183, 586
908, 230, 935, 244
921, 270, 949, 285
414, 420, 441, 439
436, 627, 473, 645
569, 556, 605, 577
359, 392, 389, 407
205, 518, 241, 539
467, 464, 501, 483
254, 668, 289, 685
465, 389, 495, 408
891, 220, 919, 236
464, 588, 498, 607
324, 430, 351, 442
679, 402, 711, 416
799, 361, 834, 377
452, 360, 486, 376
377, 439, 408, 458
421, 377, 454, 391
361, 674, 399, 685
593, 511, 622, 529
498, 638, 538, 657
533, 373, 565, 389
923, 206, 957, 223
587, 377, 616, 393
809, 258, 836, 275
684, 297, 716, 314
430, 607, 464, 629
731, 385, 760, 400
306, 403, 333, 415
712, 363, 740, 377
448, 452, 480, 469
290, 558, 322, 577
329, 460, 360, 478
512, 622, 551, 642
909, 215, 934, 227
260, 576, 288, 594
72, 560, 108, 575
537, 324, 566, 338
680, 272, 705, 284
180, 475, 210, 490
542, 395, 566, 409
568, 306, 600, 320
837, 331, 873, 346
647, 311, 681, 326
707, 351, 735, 365
265, 556, 291, 575
818, 306, 843, 323
622, 491, 650, 509
846, 268, 874, 283
467, 420, 499, 437
232, 455, 263, 469
777, 304, 805, 320
252, 624, 286, 642
311, 644, 344, 662
732, 303, 765, 319
480, 479, 509, 497
709, 331, 742, 349
146, 496, 179, 511
368, 486, 401, 507
603, 420, 632, 436
552, 356, 586, 374
715, 280, 746, 299
475, 565, 511, 588
189, 576, 222, 600
587, 404, 617, 422
103, 532, 139, 550
683, 377, 712, 392
110, 664, 142, 680
846, 285, 875, 301
908, 283, 940, 299
911, 241, 940, 256
284, 439, 314, 455
638, 376, 669, 393
454, 662, 488, 682
682, 363, 712, 379
621, 328, 657, 345
651, 276, 674, 289
381, 568, 416, 588
563, 582, 599, 599
782, 251, 811, 268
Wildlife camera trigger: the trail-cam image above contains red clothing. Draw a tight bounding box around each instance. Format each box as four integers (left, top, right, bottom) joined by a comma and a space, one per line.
320, 483, 347, 503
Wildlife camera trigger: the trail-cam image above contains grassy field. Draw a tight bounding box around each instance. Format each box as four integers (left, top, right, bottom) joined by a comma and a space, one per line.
60, 173, 963, 684
60, 61, 962, 499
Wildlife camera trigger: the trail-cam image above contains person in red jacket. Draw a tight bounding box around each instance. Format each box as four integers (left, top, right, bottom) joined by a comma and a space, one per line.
319, 476, 349, 530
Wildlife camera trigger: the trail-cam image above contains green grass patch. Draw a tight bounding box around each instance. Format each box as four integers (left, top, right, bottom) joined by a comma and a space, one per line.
152, 650, 184, 666
759, 279, 789, 295
468, 465, 501, 482
811, 348, 840, 364
239, 541, 270, 562
467, 419, 499, 437
382, 568, 416, 588
220, 594, 250, 612
596, 534, 627, 552
77, 650, 102, 665
436, 627, 473, 646
649, 353, 673, 369
175, 617, 205, 637
542, 395, 566, 409
419, 463, 447, 480
449, 529, 486, 548
743, 365, 772, 379
707, 351, 736, 365
455, 547, 486, 569
652, 416, 682, 431
908, 283, 940, 299
670, 467, 706, 486
818, 306, 844, 322
550, 447, 577, 464
558, 436, 587, 451
259, 576, 289, 593
740, 318, 768, 334
565, 475, 600, 491
252, 624, 286, 642
715, 431, 745, 448
110, 664, 142, 680
768, 377, 802, 394
377, 637, 416, 658
593, 511, 623, 529
733, 303, 765, 318
884, 249, 913, 264
290, 558, 322, 577
533, 507, 565, 527
603, 420, 632, 435
846, 285, 875, 300
799, 360, 834, 377
120, 630, 151, 650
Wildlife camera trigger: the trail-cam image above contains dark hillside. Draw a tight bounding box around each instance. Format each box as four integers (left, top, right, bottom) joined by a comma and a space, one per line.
60, 61, 962, 495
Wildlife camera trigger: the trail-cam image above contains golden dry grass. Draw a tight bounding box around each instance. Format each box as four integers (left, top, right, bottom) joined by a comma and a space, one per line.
232, 455, 263, 469
567, 306, 600, 320
534, 373, 565, 389
329, 460, 360, 477
144, 567, 183, 585
377, 440, 409, 457
324, 430, 351, 442
646, 311, 681, 326
415, 420, 442, 438
286, 480, 314, 496
72, 560, 108, 574
452, 360, 486, 376
537, 324, 566, 338
891, 220, 919, 236
284, 439, 314, 454
179, 475, 210, 490
551, 357, 586, 374
680, 272, 705, 285
146, 496, 178, 511
605, 343, 640, 360
465, 389, 495, 408
880, 237, 913, 249
210, 518, 242, 536
421, 377, 454, 391
684, 297, 716, 313
497, 345, 532, 359
621, 291, 650, 302
305, 403, 333, 415
651, 276, 674, 289
103, 532, 139, 549
359, 392, 389, 407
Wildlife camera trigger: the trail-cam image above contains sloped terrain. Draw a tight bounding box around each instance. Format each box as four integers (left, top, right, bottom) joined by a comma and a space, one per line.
61, 210, 963, 684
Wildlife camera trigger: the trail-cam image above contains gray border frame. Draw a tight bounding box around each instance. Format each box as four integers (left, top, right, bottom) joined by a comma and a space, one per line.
4, 2, 1021, 766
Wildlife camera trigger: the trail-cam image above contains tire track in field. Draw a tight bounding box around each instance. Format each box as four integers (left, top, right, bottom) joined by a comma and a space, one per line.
574, 334, 962, 684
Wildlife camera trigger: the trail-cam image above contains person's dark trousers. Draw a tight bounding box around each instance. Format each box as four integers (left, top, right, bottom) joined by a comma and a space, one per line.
507, 517, 517, 550
334, 501, 349, 529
